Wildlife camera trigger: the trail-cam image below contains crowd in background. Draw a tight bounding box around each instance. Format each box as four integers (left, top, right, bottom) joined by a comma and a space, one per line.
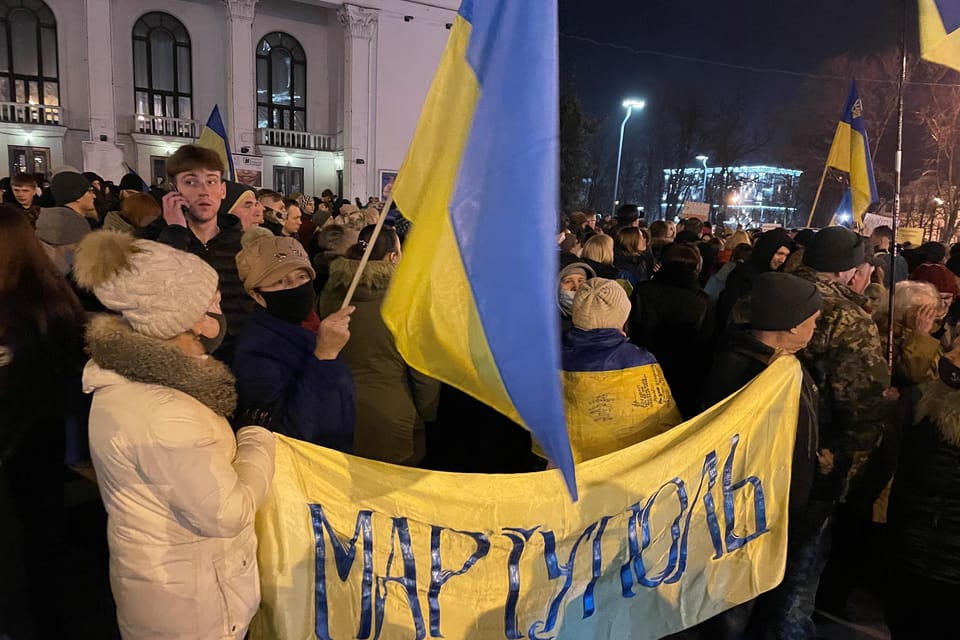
3, 152, 960, 638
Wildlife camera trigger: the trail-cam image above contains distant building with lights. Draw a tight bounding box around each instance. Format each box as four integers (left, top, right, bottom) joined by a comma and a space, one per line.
661, 164, 803, 228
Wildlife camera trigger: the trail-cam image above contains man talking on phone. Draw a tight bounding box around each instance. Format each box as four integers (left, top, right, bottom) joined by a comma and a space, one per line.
156, 145, 252, 366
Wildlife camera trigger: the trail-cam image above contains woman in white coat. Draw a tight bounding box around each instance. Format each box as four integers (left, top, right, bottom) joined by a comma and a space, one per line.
74, 231, 276, 640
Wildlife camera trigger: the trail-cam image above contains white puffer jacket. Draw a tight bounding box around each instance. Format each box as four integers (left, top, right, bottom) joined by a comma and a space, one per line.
83, 315, 275, 639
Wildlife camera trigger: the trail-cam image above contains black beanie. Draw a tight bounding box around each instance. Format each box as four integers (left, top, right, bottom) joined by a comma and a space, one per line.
219, 180, 256, 217
802, 226, 864, 272
50, 171, 91, 206
750, 272, 823, 331
118, 173, 146, 192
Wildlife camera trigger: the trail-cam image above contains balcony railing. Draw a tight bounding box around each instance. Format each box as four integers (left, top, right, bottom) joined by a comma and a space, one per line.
258, 127, 337, 151
135, 114, 200, 138
0, 102, 62, 125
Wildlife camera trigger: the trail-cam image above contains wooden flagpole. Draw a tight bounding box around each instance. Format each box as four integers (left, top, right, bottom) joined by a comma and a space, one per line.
806, 164, 830, 228
340, 192, 396, 310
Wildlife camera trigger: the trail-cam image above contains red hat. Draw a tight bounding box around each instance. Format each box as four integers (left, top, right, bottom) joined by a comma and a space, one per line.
911, 263, 960, 296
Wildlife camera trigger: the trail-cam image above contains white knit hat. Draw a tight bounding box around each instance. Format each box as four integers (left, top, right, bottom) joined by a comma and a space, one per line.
571, 277, 631, 331
74, 231, 219, 339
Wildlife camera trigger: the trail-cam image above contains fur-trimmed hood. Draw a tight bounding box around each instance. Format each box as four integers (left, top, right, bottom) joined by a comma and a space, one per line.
325, 257, 396, 301
83, 314, 237, 416
917, 379, 960, 446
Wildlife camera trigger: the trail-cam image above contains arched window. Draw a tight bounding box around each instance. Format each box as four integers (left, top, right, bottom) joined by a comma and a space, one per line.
256, 32, 305, 131
133, 12, 191, 120
0, 0, 59, 113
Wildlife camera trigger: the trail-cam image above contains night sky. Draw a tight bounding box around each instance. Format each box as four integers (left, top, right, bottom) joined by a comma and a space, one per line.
559, 0, 911, 145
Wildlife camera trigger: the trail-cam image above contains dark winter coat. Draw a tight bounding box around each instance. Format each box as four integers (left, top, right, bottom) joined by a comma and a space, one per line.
156, 215, 253, 365
889, 381, 960, 584
628, 262, 715, 419
317, 258, 441, 465
613, 249, 653, 286
233, 307, 355, 452
704, 327, 833, 525
580, 257, 620, 280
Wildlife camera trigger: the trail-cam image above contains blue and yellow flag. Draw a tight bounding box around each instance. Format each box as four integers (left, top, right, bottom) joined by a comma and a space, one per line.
825, 82, 878, 227
197, 105, 235, 181
920, 0, 960, 71
381, 1, 577, 495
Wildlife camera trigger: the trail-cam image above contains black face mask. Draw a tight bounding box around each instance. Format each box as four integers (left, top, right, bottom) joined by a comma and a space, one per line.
198, 312, 227, 354
939, 356, 960, 389
261, 282, 315, 324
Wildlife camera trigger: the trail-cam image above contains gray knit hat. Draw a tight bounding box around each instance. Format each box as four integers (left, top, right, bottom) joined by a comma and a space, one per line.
571, 277, 631, 331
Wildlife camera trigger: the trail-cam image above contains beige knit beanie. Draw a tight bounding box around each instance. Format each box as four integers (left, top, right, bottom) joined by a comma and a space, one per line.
571, 277, 631, 331
235, 227, 315, 294
73, 231, 219, 339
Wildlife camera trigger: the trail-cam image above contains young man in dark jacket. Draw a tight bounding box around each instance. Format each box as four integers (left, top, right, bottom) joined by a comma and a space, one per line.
156, 145, 254, 366
715, 227, 793, 331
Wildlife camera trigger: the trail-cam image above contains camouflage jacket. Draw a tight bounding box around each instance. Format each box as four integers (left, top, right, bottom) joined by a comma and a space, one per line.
793, 267, 891, 459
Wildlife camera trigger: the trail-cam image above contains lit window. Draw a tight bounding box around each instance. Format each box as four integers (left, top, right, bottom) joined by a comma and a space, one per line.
256, 32, 305, 131
133, 12, 192, 120
0, 0, 59, 112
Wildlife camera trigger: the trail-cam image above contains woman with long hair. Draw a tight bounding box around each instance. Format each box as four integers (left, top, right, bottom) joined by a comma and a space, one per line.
0, 206, 87, 638
317, 224, 440, 465
613, 226, 653, 286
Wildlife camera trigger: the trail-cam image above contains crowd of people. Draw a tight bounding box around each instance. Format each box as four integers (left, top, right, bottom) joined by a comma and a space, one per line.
3, 149, 960, 638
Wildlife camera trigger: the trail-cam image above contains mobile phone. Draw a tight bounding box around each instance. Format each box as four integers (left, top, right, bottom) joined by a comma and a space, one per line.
172, 189, 190, 216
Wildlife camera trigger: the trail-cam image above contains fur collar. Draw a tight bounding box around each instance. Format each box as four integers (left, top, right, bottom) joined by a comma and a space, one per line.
917, 379, 960, 446
85, 314, 237, 416
326, 257, 396, 298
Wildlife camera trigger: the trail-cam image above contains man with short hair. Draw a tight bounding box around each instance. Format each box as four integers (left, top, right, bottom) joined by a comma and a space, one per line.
258, 189, 285, 224
870, 224, 908, 287
156, 145, 253, 365
279, 198, 303, 237
10, 173, 40, 226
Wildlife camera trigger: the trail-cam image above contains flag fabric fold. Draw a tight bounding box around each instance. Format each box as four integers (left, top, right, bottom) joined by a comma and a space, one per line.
920, 0, 960, 71
381, 0, 577, 496
825, 81, 878, 227
197, 105, 235, 181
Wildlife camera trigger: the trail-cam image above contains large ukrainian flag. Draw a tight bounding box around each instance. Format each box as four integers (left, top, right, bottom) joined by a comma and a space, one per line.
920, 0, 960, 71
197, 105, 236, 181
825, 82, 878, 227
381, 0, 577, 496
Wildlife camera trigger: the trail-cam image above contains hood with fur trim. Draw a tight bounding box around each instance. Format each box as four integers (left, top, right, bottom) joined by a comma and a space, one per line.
84, 314, 236, 416
325, 257, 396, 301
916, 379, 960, 446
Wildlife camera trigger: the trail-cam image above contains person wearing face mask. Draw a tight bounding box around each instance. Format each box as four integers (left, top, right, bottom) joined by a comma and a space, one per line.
557, 262, 596, 332
233, 228, 356, 451
73, 230, 275, 640
317, 224, 440, 465
885, 339, 960, 638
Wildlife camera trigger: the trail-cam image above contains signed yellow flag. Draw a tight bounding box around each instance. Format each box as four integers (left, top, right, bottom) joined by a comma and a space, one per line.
251, 357, 801, 640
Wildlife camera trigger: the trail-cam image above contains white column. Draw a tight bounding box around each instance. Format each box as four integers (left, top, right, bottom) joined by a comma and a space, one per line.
85, 0, 116, 142
338, 4, 379, 201
224, 0, 258, 151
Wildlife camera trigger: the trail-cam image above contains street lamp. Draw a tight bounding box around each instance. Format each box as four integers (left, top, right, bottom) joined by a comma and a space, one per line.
612, 98, 645, 216
695, 155, 709, 202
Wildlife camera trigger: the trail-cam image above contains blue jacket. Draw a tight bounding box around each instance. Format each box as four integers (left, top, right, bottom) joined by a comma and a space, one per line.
234, 307, 355, 451
562, 327, 658, 372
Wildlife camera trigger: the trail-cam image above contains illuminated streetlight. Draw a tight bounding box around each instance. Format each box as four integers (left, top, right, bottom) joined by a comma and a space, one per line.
612, 98, 646, 216
695, 154, 709, 203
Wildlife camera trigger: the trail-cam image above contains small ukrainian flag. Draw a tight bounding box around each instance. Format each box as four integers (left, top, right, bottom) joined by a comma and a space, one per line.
919, 0, 960, 71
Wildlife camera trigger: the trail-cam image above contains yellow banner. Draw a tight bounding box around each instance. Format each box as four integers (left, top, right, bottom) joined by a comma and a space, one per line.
251, 357, 801, 640
897, 227, 925, 247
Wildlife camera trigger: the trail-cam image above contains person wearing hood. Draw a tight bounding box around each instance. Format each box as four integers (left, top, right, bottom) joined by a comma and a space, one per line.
73, 231, 275, 640
557, 262, 596, 332
555, 278, 680, 463
233, 228, 356, 451
885, 339, 960, 638
102, 192, 160, 236
628, 242, 715, 419
715, 227, 793, 330
317, 224, 440, 465
118, 173, 147, 200
156, 145, 255, 366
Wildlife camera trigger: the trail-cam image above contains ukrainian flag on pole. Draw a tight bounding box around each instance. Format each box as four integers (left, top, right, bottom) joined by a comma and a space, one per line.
825, 82, 878, 227
920, 0, 960, 71
381, 0, 577, 497
197, 105, 236, 181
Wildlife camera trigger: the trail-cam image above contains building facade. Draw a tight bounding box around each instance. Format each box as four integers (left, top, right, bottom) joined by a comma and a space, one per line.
0, 0, 457, 198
